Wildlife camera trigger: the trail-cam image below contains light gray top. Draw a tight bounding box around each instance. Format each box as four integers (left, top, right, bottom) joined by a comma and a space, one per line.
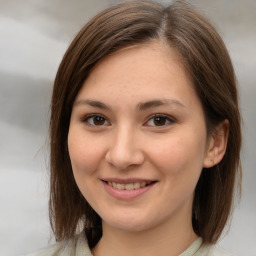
27, 232, 232, 256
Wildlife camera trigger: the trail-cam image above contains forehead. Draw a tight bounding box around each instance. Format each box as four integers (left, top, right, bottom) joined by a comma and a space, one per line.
91, 41, 185, 78
76, 41, 198, 108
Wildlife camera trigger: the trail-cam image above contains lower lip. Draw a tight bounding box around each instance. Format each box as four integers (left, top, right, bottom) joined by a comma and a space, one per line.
102, 181, 156, 200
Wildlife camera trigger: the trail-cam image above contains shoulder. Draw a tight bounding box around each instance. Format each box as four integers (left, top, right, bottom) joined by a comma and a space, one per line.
26, 232, 92, 256
196, 243, 235, 256
26, 242, 63, 256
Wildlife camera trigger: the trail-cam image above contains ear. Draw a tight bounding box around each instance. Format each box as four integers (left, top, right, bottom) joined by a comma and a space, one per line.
203, 119, 230, 168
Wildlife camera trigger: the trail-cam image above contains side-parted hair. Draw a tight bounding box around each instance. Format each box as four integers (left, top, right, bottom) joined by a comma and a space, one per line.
49, 0, 241, 248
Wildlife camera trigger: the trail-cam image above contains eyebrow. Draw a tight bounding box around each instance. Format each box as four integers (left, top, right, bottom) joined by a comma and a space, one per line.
137, 99, 185, 111
74, 98, 185, 111
75, 99, 112, 110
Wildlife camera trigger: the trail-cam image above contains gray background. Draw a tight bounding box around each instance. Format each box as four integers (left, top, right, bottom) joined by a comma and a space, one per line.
0, 0, 255, 255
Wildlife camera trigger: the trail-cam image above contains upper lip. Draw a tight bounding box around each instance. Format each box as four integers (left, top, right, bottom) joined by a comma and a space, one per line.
101, 178, 157, 184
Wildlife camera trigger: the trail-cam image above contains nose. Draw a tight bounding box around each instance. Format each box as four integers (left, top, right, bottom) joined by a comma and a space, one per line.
105, 125, 145, 170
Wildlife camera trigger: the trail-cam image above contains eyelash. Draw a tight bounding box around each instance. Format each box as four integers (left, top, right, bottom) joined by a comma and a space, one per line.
146, 114, 175, 127
81, 114, 175, 127
81, 114, 110, 127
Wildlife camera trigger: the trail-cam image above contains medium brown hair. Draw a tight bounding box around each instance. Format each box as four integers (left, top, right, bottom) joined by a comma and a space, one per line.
49, 0, 241, 247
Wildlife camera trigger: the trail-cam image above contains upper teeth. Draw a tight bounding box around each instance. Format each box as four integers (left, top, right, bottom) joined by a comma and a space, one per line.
108, 181, 149, 190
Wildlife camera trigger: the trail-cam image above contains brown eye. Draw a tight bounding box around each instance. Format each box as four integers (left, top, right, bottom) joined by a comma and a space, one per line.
153, 116, 167, 126
83, 114, 109, 126
146, 114, 174, 127
93, 116, 105, 125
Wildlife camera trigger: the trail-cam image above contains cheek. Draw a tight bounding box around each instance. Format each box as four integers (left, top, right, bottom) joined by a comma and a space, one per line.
68, 129, 105, 176
67, 129, 107, 203
147, 129, 207, 177
149, 131, 207, 207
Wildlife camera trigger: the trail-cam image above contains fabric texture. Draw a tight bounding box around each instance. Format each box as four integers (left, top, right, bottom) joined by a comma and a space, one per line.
26, 232, 233, 256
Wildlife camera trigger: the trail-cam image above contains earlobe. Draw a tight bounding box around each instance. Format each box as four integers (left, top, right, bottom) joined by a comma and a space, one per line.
203, 119, 230, 168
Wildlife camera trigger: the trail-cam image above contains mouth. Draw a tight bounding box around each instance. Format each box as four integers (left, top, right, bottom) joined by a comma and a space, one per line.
104, 181, 155, 190
101, 179, 157, 200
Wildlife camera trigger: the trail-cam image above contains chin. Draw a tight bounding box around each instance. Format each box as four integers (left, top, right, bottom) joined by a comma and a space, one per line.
103, 215, 155, 233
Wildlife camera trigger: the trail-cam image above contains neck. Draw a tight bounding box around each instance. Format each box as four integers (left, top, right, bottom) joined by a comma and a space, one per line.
92, 213, 198, 256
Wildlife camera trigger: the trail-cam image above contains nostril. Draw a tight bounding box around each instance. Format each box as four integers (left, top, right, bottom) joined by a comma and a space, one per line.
105, 146, 145, 170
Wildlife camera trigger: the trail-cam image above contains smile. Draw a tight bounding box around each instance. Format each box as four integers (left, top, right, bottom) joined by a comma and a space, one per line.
107, 181, 153, 190
102, 179, 157, 200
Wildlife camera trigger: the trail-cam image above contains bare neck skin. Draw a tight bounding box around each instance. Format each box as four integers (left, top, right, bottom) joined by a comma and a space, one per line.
92, 206, 198, 256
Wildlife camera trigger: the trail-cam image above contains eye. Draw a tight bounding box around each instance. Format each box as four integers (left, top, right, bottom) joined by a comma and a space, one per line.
146, 114, 174, 127
82, 114, 110, 126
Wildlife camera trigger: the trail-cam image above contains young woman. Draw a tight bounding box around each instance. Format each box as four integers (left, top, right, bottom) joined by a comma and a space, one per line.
28, 1, 241, 255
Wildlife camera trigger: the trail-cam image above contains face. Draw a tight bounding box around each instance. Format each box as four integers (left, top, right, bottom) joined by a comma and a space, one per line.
68, 42, 212, 233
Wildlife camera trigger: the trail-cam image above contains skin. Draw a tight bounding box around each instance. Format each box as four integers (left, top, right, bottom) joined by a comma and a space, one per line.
68, 41, 229, 256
